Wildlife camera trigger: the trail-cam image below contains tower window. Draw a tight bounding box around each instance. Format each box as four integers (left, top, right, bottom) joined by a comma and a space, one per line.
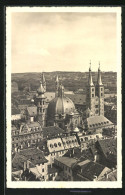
95, 105, 98, 108
92, 94, 94, 97
101, 88, 103, 91
92, 88, 94, 92
101, 93, 103, 96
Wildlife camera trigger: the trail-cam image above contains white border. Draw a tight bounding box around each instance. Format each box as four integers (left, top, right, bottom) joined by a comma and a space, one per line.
6, 6, 122, 188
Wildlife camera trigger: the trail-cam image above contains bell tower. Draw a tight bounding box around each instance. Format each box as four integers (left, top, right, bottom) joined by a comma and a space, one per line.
36, 74, 47, 127
86, 61, 95, 115
96, 62, 104, 116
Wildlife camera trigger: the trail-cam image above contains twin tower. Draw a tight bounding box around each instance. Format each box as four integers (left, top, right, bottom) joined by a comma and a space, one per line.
86, 64, 104, 116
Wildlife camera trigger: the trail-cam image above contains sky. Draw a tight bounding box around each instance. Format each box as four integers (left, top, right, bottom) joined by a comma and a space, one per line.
11, 11, 117, 73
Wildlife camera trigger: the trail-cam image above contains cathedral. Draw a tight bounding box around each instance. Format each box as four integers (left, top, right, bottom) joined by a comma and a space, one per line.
85, 64, 104, 117
26, 65, 107, 133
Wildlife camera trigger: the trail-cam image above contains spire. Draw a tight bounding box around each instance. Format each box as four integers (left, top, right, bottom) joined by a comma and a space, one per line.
37, 74, 45, 95
55, 75, 59, 83
41, 72, 46, 84
58, 84, 64, 97
88, 61, 94, 86
40, 72, 46, 92
97, 62, 102, 85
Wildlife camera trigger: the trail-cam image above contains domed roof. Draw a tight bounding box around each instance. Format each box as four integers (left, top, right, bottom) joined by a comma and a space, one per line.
37, 81, 45, 94
47, 95, 75, 117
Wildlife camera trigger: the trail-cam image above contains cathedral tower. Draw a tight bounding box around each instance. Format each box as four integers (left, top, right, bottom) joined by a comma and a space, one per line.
86, 62, 95, 115
95, 63, 104, 115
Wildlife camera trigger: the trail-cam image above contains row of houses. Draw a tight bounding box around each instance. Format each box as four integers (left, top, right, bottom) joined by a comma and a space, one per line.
12, 137, 117, 181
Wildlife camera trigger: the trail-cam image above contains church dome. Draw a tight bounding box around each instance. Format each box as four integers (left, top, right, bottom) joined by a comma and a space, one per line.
47, 96, 75, 117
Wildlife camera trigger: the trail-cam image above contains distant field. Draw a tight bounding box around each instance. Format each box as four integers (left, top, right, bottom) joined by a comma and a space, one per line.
11, 71, 117, 93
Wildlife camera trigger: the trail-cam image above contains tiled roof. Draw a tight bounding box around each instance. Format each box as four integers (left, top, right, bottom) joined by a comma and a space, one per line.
19, 148, 48, 164
83, 115, 113, 129
97, 138, 117, 158
12, 153, 27, 172
78, 161, 107, 180
55, 156, 77, 167
43, 126, 64, 139
100, 170, 117, 181
27, 106, 37, 116
47, 138, 64, 153
27, 122, 41, 128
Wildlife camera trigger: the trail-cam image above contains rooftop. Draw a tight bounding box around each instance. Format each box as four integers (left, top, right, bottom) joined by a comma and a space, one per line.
78, 161, 108, 181
19, 148, 48, 164
55, 156, 77, 167
43, 126, 64, 139
97, 138, 117, 158
84, 115, 113, 129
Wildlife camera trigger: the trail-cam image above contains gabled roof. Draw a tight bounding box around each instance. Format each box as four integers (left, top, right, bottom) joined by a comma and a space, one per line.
78, 161, 108, 181
97, 138, 117, 159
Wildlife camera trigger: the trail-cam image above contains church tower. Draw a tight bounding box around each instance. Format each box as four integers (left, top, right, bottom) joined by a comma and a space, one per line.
95, 63, 104, 116
41, 72, 46, 92
86, 62, 95, 115
36, 75, 47, 127
55, 75, 59, 97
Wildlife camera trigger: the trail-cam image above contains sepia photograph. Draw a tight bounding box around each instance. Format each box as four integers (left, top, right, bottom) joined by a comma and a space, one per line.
6, 7, 122, 188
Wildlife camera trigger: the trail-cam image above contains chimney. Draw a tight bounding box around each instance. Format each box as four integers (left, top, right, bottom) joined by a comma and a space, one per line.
15, 147, 17, 153
24, 161, 27, 171
28, 142, 30, 147
94, 152, 97, 162
30, 116, 34, 122
27, 161, 29, 169
21, 144, 23, 149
